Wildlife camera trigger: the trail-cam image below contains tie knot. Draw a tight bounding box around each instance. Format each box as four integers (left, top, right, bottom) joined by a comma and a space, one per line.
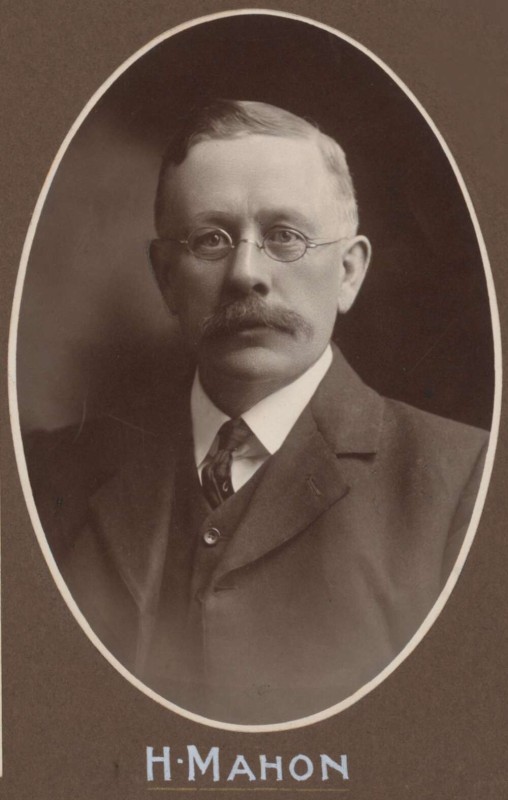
217, 418, 251, 453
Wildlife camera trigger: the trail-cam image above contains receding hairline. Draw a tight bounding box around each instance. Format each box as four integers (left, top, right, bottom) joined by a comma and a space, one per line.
155, 100, 359, 235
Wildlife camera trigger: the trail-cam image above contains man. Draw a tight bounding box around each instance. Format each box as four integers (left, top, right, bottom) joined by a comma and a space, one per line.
27, 100, 488, 725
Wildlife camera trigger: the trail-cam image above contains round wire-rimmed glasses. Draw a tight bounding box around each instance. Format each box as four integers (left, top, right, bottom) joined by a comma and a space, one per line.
163, 226, 347, 263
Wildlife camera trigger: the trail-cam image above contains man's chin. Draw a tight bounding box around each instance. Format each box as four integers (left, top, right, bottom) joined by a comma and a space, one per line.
199, 340, 298, 384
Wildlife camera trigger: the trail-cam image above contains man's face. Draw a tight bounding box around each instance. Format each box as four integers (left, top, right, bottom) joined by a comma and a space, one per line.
152, 135, 369, 391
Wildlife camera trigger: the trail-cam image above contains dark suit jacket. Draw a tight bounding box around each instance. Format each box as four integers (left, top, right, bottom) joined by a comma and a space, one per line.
26, 347, 488, 724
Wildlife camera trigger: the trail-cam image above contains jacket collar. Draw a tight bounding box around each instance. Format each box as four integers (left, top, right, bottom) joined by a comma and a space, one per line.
312, 343, 384, 455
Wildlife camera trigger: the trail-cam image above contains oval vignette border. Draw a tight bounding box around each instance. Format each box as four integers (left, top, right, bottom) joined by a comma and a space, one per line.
7, 8, 502, 733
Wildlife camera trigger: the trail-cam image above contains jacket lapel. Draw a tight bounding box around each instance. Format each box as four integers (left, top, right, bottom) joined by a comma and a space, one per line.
213, 346, 385, 581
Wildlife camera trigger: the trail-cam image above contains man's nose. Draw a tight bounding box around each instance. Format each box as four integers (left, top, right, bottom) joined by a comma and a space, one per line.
224, 239, 272, 296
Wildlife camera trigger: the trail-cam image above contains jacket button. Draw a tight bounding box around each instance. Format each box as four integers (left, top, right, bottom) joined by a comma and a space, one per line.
203, 527, 220, 546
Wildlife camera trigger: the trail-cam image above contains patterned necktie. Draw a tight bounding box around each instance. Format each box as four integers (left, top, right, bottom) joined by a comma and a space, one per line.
201, 418, 251, 508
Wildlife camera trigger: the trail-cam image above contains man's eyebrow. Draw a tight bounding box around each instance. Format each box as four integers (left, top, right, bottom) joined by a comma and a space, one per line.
256, 209, 322, 236
182, 210, 237, 228
183, 209, 320, 233
257, 209, 316, 228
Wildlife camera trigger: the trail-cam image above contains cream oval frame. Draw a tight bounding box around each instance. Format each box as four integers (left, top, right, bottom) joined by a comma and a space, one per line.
8, 8, 502, 733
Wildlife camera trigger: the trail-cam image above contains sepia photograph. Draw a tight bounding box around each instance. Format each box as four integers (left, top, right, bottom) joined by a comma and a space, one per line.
12, 11, 497, 729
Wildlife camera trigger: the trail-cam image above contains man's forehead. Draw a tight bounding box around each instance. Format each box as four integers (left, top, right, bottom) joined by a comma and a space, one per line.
161, 134, 336, 211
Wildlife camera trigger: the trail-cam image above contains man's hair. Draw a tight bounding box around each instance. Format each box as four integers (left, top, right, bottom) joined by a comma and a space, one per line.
154, 99, 359, 235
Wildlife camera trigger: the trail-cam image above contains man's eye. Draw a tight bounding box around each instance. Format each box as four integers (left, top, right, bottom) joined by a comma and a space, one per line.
193, 229, 229, 249
265, 228, 303, 245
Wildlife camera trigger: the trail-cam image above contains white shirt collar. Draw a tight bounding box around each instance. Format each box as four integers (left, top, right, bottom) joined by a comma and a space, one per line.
191, 345, 333, 468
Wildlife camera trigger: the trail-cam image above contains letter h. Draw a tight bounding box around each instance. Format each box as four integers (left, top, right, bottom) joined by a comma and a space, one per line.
146, 746, 171, 782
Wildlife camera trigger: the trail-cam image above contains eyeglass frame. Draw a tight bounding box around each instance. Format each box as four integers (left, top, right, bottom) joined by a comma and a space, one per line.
159, 226, 349, 263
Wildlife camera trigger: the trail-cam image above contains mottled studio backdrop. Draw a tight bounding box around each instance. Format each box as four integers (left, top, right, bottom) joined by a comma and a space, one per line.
16, 14, 494, 433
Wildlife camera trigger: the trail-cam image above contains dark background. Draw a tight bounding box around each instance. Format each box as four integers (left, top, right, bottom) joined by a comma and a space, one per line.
16, 14, 494, 433
2, 3, 507, 799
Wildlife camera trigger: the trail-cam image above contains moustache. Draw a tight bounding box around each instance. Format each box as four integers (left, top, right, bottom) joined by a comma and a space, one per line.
200, 297, 313, 340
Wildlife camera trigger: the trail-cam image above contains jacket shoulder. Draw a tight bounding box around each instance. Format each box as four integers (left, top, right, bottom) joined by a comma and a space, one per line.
382, 397, 489, 465
23, 409, 181, 562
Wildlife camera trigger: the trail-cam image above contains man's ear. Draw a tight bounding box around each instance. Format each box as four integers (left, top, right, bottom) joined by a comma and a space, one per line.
336, 235, 371, 314
149, 239, 177, 315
